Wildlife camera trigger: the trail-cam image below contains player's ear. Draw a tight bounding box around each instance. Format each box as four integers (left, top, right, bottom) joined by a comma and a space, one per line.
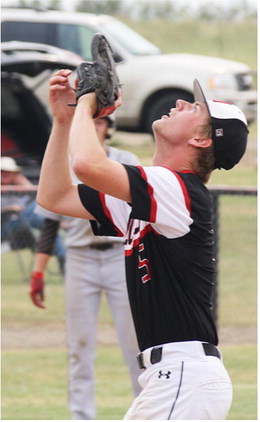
189, 137, 213, 149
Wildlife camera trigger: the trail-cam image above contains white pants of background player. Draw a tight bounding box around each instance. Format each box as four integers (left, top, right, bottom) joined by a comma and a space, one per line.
65, 244, 141, 420
124, 341, 232, 420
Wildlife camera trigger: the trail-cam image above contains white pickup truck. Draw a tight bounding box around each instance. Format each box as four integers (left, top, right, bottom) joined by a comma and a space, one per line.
1, 8, 257, 132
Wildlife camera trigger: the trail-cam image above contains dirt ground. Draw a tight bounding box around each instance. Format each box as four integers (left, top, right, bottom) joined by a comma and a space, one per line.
2, 323, 257, 350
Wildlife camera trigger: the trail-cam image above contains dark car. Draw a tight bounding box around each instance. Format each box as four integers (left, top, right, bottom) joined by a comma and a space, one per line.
1, 41, 81, 182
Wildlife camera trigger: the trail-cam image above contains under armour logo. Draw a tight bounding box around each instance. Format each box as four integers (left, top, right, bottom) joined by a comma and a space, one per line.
158, 370, 171, 379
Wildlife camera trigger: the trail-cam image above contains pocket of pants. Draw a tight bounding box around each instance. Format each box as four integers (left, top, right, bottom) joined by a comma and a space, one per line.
200, 380, 232, 391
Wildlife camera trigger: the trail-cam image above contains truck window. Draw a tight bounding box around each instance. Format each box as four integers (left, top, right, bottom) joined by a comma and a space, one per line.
2, 21, 96, 61
1, 21, 57, 45
57, 24, 95, 60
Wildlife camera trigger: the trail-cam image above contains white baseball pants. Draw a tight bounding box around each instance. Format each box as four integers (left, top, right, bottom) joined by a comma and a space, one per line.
124, 341, 232, 420
64, 244, 141, 420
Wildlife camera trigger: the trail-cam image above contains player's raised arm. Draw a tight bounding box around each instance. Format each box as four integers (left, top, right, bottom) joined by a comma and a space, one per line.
37, 69, 95, 220
69, 94, 131, 203
69, 34, 132, 203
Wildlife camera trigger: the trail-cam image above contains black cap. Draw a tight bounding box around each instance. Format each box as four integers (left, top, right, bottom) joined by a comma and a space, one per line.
193, 79, 248, 170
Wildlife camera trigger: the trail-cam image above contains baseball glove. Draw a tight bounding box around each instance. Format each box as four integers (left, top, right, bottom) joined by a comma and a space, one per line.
29, 271, 46, 309
73, 33, 121, 118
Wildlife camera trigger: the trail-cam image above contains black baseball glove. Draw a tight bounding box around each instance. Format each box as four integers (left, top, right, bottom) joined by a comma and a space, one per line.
73, 33, 120, 118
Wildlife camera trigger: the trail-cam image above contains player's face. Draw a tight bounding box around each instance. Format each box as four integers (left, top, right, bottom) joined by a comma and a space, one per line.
1, 170, 17, 185
153, 100, 210, 144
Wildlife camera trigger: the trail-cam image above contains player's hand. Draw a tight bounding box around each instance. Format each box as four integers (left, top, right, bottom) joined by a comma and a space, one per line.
77, 88, 122, 117
29, 271, 46, 309
49, 69, 76, 123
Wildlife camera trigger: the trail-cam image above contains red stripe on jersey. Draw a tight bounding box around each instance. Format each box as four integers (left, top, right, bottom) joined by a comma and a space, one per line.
173, 172, 191, 215
162, 168, 192, 215
137, 166, 157, 222
99, 192, 124, 237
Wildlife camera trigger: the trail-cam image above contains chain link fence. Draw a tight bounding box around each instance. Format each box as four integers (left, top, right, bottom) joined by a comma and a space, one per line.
209, 187, 257, 336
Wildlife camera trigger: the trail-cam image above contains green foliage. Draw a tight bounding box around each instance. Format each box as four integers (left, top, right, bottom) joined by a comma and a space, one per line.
48, 0, 61, 11
74, 0, 256, 22
77, 0, 123, 15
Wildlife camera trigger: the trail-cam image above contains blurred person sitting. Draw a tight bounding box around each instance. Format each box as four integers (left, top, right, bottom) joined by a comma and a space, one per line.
1, 156, 66, 271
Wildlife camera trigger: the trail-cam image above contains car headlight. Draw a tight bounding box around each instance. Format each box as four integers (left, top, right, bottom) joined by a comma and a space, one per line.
208, 73, 236, 90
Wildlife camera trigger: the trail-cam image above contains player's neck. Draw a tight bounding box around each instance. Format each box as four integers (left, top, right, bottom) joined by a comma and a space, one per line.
153, 144, 195, 172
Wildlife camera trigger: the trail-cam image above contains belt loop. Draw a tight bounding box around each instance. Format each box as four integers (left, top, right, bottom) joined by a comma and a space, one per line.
150, 346, 163, 364
137, 352, 146, 369
202, 343, 221, 359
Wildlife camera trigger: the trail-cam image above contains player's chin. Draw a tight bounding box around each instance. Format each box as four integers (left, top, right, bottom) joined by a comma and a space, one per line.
152, 116, 166, 132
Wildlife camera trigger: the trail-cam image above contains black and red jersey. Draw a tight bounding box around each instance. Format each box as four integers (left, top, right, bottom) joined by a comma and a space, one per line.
78, 165, 218, 351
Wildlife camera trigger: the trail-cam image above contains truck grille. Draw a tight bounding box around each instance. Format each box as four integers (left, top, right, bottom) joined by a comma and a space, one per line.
235, 73, 253, 91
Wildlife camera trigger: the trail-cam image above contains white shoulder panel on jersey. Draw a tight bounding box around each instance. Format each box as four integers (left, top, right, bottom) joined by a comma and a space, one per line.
143, 166, 193, 239
102, 194, 132, 236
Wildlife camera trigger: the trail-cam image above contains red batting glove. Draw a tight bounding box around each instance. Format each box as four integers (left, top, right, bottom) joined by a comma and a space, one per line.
29, 271, 46, 309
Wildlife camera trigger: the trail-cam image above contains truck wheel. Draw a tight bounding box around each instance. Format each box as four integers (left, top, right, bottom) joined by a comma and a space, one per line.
144, 91, 193, 133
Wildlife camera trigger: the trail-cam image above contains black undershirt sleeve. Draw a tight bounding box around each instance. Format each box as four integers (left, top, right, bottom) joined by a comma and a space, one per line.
36, 218, 60, 255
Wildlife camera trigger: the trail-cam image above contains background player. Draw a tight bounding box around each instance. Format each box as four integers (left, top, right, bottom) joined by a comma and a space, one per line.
30, 115, 141, 420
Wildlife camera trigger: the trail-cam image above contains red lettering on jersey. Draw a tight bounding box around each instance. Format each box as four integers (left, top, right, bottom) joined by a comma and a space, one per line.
138, 243, 151, 283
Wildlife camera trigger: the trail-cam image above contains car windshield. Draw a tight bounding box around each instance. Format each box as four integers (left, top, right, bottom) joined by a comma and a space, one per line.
102, 19, 161, 55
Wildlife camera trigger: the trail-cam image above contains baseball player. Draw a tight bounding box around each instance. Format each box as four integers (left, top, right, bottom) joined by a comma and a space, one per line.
29, 115, 142, 420
37, 64, 248, 419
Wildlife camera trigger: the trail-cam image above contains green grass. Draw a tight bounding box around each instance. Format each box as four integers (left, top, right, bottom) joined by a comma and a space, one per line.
1, 346, 134, 420
224, 344, 257, 420
122, 18, 257, 72
218, 196, 257, 328
2, 344, 256, 420
2, 349, 71, 420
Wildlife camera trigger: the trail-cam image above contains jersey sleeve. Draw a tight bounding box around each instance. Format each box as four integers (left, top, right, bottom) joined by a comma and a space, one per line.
78, 184, 130, 237
124, 165, 193, 238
